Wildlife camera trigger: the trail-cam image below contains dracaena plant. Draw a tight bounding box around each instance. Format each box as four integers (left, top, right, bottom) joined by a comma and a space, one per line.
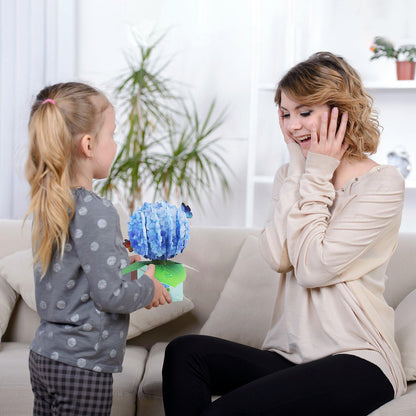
95, 31, 231, 213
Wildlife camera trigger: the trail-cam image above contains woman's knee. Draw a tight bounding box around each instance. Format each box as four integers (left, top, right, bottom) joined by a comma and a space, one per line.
163, 334, 204, 372
165, 334, 200, 358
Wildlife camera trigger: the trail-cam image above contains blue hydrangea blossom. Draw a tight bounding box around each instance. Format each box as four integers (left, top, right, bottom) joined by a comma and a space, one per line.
128, 201, 190, 261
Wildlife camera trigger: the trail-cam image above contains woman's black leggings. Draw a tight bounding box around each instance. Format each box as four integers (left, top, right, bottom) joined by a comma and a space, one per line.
162, 335, 394, 416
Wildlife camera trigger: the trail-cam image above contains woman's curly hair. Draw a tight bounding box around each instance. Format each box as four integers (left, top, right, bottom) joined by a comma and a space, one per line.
275, 52, 380, 160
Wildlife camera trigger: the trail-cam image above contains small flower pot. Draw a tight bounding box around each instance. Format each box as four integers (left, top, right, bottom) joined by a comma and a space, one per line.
396, 61, 416, 80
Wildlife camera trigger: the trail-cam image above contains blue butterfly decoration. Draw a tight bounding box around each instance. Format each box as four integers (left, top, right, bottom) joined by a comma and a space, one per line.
181, 203, 193, 219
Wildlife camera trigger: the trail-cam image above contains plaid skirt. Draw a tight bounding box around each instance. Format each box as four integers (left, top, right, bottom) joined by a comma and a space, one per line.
29, 350, 113, 416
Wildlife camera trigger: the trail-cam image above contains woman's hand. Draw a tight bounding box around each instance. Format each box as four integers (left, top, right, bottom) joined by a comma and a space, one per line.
278, 108, 295, 144
144, 264, 172, 309
310, 107, 349, 160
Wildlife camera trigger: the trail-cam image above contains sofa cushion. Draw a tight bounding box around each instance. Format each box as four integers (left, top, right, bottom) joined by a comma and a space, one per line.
0, 342, 148, 416
0, 272, 18, 342
395, 288, 416, 381
127, 297, 194, 340
112, 345, 149, 416
0, 342, 33, 414
137, 342, 168, 416
0, 248, 194, 341
140, 341, 168, 397
199, 235, 278, 348
0, 248, 36, 310
368, 381, 416, 416
0, 248, 33, 342
140, 343, 416, 416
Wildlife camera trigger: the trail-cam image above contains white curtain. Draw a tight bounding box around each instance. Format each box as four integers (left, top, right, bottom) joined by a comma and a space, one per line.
0, 0, 78, 219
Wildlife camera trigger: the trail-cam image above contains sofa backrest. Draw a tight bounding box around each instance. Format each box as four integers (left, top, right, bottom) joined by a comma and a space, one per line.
1, 219, 416, 346
129, 227, 259, 349
385, 233, 416, 308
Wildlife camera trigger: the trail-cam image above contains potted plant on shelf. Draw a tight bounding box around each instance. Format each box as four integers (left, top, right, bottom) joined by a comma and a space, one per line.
370, 36, 416, 80
95, 31, 232, 213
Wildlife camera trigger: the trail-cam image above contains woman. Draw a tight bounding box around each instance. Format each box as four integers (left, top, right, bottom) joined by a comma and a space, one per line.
162, 52, 406, 416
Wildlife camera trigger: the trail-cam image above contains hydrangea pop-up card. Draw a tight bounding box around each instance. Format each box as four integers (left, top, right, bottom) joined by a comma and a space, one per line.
122, 201, 192, 301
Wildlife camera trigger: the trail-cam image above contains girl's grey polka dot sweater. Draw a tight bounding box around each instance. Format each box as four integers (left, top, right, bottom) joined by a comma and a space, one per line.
30, 188, 155, 373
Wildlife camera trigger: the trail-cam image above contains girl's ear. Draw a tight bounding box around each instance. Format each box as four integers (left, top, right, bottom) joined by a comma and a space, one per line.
79, 134, 94, 158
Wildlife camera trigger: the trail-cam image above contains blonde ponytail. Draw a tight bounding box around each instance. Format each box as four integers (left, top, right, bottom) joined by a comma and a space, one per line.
25, 82, 110, 276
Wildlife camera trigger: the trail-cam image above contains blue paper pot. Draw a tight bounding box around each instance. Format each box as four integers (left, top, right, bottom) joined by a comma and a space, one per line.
122, 261, 186, 302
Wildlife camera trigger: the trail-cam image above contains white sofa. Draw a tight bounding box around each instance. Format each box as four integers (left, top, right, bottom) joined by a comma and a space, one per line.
0, 219, 415, 415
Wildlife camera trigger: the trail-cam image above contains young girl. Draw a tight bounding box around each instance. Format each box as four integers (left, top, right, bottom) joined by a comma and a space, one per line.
25, 82, 171, 416
162, 52, 406, 415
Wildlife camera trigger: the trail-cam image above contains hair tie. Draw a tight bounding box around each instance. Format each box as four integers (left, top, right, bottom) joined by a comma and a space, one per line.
42, 98, 55, 105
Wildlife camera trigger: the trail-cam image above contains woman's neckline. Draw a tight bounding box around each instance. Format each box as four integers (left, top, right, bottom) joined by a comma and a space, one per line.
335, 164, 388, 192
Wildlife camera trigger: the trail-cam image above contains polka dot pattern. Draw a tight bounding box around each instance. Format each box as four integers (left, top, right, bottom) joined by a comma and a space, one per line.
66, 280, 75, 289
70, 314, 79, 323
107, 256, 117, 266
82, 323, 93, 331
77, 358, 87, 368
97, 218, 107, 228
98, 280, 107, 290
80, 293, 89, 302
90, 241, 99, 251
56, 300, 66, 310
74, 229, 83, 239
79, 206, 88, 216
30, 188, 155, 374
67, 338, 77, 347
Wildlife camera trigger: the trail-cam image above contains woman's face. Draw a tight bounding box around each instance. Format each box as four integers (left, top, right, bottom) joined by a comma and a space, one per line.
279, 91, 330, 157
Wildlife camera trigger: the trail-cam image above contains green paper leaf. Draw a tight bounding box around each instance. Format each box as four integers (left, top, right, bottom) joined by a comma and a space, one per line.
122, 260, 186, 287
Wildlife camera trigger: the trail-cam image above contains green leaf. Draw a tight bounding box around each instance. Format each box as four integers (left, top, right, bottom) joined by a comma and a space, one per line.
122, 260, 186, 287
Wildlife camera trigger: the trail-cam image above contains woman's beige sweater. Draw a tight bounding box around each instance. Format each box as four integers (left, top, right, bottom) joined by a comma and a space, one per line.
259, 143, 407, 397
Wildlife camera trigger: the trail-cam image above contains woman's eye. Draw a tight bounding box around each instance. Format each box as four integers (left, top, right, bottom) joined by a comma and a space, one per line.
300, 111, 312, 117
281, 113, 290, 118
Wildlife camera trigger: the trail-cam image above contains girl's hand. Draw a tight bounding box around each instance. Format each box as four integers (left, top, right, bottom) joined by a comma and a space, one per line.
144, 264, 172, 309
310, 107, 349, 160
129, 254, 141, 280
278, 108, 295, 144
129, 254, 141, 264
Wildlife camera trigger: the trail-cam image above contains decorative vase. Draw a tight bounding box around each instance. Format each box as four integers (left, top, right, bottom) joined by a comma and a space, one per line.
396, 61, 416, 80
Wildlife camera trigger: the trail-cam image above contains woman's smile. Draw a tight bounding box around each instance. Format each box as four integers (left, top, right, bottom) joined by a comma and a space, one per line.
279, 91, 330, 157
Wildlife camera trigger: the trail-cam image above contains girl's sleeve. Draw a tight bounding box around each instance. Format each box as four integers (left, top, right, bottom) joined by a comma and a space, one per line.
286, 152, 404, 288
259, 143, 305, 272
70, 199, 155, 313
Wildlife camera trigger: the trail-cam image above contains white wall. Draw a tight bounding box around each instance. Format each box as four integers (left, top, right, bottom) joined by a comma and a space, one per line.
77, 0, 253, 227
2, 0, 416, 230
0, 0, 78, 219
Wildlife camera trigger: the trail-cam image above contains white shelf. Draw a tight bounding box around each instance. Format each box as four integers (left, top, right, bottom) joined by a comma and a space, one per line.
258, 81, 416, 92
364, 80, 416, 90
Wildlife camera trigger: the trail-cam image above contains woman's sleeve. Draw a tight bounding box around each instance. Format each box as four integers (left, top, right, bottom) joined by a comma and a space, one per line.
286, 152, 404, 288
70, 199, 155, 313
259, 143, 305, 272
